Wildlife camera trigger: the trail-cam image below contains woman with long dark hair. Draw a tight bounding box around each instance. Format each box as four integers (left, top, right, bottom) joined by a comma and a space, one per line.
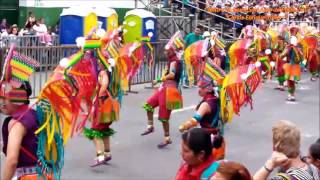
176, 128, 252, 180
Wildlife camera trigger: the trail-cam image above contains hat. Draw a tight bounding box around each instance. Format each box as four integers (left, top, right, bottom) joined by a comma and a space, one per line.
198, 75, 216, 92
165, 31, 185, 58
0, 81, 31, 105
0, 45, 36, 105
211, 31, 218, 37
1, 46, 39, 88
203, 31, 210, 38
244, 25, 254, 38
289, 27, 299, 36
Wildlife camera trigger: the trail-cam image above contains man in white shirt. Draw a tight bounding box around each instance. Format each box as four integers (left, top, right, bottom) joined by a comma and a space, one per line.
32, 18, 52, 46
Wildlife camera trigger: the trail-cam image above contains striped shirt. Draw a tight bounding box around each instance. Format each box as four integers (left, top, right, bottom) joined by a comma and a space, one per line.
271, 164, 320, 180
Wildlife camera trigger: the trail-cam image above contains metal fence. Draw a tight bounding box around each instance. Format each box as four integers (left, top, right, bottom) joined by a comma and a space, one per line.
0, 46, 78, 98
130, 41, 168, 86
0, 41, 171, 98
0, 39, 238, 98
272, 21, 320, 30
0, 35, 59, 48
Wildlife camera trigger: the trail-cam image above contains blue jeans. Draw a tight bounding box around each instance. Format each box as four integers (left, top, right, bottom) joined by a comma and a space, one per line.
163, 0, 169, 7
181, 60, 189, 86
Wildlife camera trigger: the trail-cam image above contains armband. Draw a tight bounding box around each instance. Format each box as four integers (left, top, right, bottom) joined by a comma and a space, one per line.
193, 113, 202, 122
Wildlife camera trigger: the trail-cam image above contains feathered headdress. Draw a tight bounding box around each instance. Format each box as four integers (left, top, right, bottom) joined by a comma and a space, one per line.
165, 31, 185, 52
289, 26, 300, 36
220, 64, 261, 122
300, 35, 318, 62
243, 25, 254, 38
184, 38, 209, 85
1, 45, 39, 87
0, 45, 39, 105
228, 38, 253, 69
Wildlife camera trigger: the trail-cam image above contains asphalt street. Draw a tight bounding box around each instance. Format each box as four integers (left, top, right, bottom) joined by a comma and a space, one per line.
1, 73, 319, 180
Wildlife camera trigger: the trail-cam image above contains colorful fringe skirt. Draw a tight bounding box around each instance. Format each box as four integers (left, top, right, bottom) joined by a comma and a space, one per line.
165, 87, 183, 110
98, 97, 120, 124
284, 63, 301, 81
83, 126, 115, 140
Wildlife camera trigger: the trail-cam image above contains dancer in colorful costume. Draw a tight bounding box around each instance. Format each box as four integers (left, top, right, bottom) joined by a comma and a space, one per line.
4, 28, 151, 179
80, 28, 153, 166
179, 74, 226, 160
280, 27, 303, 101
274, 35, 288, 91
82, 57, 119, 167
208, 32, 227, 70
180, 37, 262, 160
228, 25, 254, 71
141, 31, 184, 148
0, 45, 46, 180
80, 29, 123, 167
272, 23, 289, 91
300, 27, 320, 81
248, 23, 273, 81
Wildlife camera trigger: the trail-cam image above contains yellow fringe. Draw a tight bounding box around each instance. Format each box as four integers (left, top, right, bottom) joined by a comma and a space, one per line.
184, 48, 195, 85
48, 106, 56, 148
35, 109, 51, 135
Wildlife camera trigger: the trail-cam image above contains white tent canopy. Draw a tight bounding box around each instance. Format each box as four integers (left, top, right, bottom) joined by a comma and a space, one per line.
93, 7, 117, 17
125, 9, 155, 18
60, 6, 116, 17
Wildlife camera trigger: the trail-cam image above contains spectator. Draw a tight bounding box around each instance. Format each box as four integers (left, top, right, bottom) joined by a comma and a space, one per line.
19, 24, 35, 36
206, 0, 213, 7
163, 0, 169, 7
52, 20, 60, 35
175, 128, 217, 179
47, 26, 52, 35
176, 128, 251, 180
183, 25, 204, 88
52, 25, 59, 35
0, 19, 8, 33
305, 139, 320, 170
186, 0, 197, 16
198, 0, 207, 20
32, 18, 52, 46
9, 25, 19, 37
211, 161, 252, 180
254, 120, 320, 180
25, 11, 36, 28
0, 27, 10, 37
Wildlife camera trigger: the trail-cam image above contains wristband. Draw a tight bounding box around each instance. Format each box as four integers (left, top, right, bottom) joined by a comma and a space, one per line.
264, 164, 273, 173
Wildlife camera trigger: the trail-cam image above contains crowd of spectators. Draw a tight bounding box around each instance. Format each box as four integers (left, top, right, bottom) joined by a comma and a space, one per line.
175, 120, 320, 179
0, 12, 59, 46
155, 0, 319, 30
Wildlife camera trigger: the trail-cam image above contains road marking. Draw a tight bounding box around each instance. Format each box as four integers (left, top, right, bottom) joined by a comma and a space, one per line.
154, 105, 197, 118
298, 86, 310, 90
286, 101, 298, 105
302, 133, 316, 138
269, 78, 309, 84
